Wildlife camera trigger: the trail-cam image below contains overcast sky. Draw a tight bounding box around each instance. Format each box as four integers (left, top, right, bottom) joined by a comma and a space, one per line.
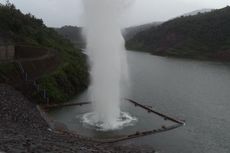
0, 0, 229, 27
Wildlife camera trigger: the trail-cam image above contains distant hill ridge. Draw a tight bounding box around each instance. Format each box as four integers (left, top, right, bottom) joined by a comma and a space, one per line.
55, 26, 85, 48
123, 9, 213, 41
182, 8, 213, 16
123, 22, 163, 40
126, 6, 230, 60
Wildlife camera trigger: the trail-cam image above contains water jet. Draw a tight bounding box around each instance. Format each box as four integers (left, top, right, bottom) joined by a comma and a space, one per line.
82, 0, 131, 130
46, 0, 185, 142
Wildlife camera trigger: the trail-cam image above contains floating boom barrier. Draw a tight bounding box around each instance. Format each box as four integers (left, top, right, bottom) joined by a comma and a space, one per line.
43, 101, 92, 109
43, 99, 185, 144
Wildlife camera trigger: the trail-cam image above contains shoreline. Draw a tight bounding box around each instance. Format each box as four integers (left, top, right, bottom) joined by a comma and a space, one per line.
126, 49, 230, 63
0, 84, 155, 153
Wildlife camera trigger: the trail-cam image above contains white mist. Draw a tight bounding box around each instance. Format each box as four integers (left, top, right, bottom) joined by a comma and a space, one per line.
82, 0, 131, 130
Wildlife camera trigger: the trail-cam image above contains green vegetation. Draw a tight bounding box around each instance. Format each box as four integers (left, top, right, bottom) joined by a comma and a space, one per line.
37, 62, 89, 103
0, 63, 19, 83
126, 6, 230, 60
0, 2, 89, 103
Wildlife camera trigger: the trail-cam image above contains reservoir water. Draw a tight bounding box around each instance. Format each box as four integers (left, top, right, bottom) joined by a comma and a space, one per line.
48, 51, 230, 153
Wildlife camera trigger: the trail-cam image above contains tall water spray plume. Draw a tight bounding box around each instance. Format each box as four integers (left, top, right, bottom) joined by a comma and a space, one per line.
82, 0, 134, 130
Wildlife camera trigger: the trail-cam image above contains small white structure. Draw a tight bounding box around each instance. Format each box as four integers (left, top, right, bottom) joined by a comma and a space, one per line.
0, 45, 15, 61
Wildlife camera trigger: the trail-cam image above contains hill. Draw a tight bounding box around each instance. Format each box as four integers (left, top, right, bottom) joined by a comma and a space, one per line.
123, 9, 213, 41
0, 2, 89, 103
182, 9, 213, 17
55, 23, 163, 46
55, 26, 85, 48
123, 22, 163, 40
126, 6, 230, 60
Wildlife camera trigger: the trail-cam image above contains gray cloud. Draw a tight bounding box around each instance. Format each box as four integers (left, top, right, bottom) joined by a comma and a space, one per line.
0, 0, 229, 27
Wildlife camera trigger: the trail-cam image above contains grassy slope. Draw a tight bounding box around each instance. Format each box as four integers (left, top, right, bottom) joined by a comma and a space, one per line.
0, 3, 89, 103
126, 6, 230, 60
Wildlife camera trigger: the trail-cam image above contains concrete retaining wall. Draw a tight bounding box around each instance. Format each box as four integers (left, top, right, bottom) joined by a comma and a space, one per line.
15, 45, 49, 59
0, 45, 15, 61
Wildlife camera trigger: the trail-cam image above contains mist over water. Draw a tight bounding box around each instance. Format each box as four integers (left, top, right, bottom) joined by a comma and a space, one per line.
82, 0, 133, 130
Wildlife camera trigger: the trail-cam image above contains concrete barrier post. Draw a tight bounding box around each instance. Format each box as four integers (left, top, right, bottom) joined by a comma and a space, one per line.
25, 72, 28, 81
46, 97, 50, 105
43, 89, 46, 99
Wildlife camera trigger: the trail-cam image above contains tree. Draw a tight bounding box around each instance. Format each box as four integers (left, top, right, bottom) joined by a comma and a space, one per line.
6, 0, 10, 6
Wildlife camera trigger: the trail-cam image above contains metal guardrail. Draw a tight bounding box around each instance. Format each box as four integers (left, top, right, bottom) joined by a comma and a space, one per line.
15, 61, 50, 104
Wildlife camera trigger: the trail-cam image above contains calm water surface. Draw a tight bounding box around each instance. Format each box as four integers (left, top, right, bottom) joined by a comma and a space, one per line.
49, 51, 230, 153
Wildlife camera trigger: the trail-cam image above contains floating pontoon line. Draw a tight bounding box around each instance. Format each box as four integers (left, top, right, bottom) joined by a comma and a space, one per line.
98, 124, 183, 144
126, 99, 185, 125
43, 101, 92, 109
43, 99, 185, 144
96, 99, 185, 144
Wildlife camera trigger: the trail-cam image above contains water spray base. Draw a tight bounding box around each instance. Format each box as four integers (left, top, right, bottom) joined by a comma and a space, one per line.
44, 99, 185, 144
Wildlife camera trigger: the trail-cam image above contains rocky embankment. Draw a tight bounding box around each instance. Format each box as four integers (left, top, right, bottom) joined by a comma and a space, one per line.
0, 84, 154, 153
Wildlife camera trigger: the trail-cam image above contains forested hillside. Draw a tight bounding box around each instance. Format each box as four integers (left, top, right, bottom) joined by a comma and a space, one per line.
0, 2, 89, 103
126, 6, 230, 60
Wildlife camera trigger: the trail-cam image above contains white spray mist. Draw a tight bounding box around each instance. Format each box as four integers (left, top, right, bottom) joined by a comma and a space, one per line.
82, 0, 132, 130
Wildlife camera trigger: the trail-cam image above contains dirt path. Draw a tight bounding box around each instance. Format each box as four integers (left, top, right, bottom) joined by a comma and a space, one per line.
15, 52, 54, 62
